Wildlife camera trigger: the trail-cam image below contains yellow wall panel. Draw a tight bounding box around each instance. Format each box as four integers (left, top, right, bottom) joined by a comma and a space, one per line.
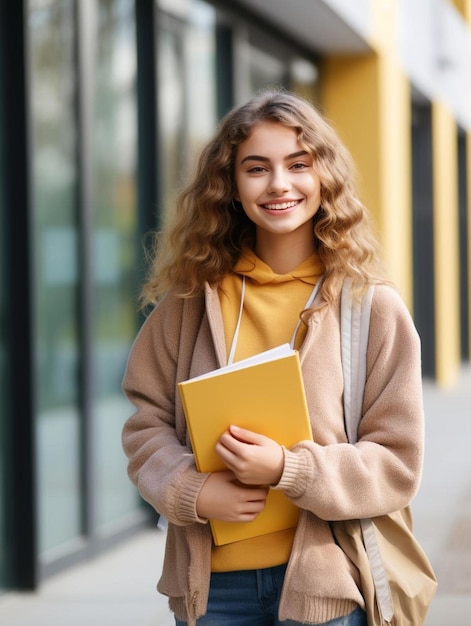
432, 101, 461, 386
321, 55, 381, 226
377, 59, 413, 308
321, 54, 413, 308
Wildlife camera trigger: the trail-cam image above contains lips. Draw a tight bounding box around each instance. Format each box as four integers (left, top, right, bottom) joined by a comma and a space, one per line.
262, 200, 300, 210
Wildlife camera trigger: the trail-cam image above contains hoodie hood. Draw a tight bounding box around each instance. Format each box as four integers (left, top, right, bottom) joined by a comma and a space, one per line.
233, 248, 324, 285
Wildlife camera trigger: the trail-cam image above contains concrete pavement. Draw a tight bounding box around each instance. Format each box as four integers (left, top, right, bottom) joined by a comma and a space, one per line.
413, 366, 471, 625
0, 366, 470, 626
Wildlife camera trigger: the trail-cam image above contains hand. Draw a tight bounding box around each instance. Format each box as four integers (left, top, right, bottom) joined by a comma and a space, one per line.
215, 425, 285, 486
196, 470, 268, 522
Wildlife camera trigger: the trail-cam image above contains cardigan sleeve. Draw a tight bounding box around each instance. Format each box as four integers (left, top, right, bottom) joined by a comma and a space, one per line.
121, 295, 209, 526
275, 284, 425, 521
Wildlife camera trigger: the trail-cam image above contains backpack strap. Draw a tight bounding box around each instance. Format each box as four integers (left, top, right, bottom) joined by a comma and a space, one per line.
340, 280, 395, 623
340, 280, 374, 444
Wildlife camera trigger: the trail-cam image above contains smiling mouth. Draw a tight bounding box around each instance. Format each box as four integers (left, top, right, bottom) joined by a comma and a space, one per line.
262, 200, 300, 210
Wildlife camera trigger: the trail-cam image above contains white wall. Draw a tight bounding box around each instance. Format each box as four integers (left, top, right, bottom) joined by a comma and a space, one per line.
398, 0, 471, 129
322, 0, 373, 43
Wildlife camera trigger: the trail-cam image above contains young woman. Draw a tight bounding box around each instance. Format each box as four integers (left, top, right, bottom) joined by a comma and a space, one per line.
122, 90, 424, 626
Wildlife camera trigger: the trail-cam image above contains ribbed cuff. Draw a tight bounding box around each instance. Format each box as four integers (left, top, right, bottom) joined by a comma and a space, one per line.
272, 446, 310, 497
176, 470, 210, 524
279, 594, 360, 625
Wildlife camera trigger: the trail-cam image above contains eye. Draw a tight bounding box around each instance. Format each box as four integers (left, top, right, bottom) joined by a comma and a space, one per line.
290, 162, 309, 170
246, 165, 267, 173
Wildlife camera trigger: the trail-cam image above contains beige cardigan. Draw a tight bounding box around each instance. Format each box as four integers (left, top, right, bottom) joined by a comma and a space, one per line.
122, 282, 424, 625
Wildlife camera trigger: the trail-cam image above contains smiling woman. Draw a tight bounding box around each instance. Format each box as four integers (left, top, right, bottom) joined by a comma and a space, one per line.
120, 89, 428, 626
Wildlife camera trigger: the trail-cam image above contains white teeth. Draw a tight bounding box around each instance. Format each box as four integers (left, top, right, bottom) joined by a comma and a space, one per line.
264, 201, 298, 210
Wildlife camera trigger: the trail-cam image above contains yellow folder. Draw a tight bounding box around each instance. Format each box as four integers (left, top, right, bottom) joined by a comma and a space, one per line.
178, 344, 313, 545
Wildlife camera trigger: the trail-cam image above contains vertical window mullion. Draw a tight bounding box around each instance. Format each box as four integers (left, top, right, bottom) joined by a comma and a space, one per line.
1, 0, 37, 589
75, 0, 96, 542
215, 21, 234, 118
136, 0, 161, 241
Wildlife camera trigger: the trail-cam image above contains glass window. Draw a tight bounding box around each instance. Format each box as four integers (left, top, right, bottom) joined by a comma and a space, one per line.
290, 57, 320, 104
244, 43, 287, 95
233, 26, 320, 106
185, 2, 217, 163
158, 0, 217, 224
158, 13, 186, 224
29, 0, 82, 556
91, 0, 140, 530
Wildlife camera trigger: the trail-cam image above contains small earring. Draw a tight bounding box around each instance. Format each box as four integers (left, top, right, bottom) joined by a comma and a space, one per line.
231, 198, 242, 212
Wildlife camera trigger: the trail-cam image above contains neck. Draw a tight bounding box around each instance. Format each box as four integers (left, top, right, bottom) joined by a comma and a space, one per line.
254, 230, 316, 274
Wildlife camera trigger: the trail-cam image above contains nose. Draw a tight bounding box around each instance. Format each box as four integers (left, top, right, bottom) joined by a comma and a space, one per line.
267, 167, 291, 195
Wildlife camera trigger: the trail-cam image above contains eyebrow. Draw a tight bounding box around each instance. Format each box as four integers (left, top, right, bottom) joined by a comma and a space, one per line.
240, 150, 309, 165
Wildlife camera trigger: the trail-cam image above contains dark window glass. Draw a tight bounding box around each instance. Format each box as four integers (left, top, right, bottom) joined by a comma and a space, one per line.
29, 0, 82, 556
91, 0, 140, 529
158, 0, 217, 225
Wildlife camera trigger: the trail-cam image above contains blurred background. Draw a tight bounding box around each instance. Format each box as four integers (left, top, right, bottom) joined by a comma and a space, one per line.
0, 0, 470, 604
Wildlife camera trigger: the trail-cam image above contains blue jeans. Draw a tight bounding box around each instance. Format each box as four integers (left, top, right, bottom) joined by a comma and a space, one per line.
175, 564, 367, 625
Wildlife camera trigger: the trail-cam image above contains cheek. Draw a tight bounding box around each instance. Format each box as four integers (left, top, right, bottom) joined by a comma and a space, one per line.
309, 178, 322, 202
235, 178, 259, 203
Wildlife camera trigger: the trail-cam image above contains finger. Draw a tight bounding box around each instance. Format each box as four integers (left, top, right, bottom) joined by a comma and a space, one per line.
215, 440, 237, 460
217, 430, 243, 452
235, 496, 267, 516
237, 509, 265, 522
215, 434, 246, 462
228, 425, 265, 445
242, 502, 266, 516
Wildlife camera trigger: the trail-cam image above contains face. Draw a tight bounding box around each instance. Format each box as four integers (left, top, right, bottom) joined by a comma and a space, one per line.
234, 121, 321, 245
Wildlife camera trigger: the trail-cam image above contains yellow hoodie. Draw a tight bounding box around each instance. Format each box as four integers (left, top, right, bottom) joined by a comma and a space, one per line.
220, 248, 324, 361
212, 248, 324, 572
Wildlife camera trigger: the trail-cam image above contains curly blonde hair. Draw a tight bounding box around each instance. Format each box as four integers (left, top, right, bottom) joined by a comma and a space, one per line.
141, 89, 386, 306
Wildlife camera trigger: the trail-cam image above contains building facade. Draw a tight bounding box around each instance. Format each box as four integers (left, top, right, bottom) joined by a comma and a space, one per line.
0, 0, 470, 591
